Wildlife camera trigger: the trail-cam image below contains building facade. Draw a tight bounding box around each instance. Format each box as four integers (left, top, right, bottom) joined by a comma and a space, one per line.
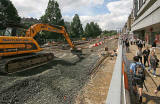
131, 0, 160, 44
122, 10, 134, 35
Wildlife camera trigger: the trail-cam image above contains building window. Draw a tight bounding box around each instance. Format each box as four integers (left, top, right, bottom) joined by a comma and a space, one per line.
137, 0, 144, 10
137, 0, 139, 10
140, 0, 143, 8
134, 0, 138, 16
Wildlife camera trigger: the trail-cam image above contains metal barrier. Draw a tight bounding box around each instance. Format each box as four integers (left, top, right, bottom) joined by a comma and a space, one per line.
106, 40, 131, 104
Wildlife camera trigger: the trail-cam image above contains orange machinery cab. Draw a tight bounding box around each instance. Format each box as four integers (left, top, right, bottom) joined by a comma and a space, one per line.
0, 36, 42, 57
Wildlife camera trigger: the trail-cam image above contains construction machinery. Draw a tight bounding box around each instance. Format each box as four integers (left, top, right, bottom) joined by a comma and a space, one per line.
0, 24, 81, 74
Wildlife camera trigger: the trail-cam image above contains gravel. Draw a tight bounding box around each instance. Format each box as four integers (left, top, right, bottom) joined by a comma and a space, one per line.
0, 38, 118, 104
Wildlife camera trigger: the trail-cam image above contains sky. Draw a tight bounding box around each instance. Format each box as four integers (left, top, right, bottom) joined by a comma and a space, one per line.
10, 0, 133, 30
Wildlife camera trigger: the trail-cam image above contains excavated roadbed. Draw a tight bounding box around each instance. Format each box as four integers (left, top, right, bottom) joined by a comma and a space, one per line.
0, 38, 118, 104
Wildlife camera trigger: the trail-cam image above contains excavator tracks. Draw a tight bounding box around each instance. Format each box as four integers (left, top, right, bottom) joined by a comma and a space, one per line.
0, 53, 54, 74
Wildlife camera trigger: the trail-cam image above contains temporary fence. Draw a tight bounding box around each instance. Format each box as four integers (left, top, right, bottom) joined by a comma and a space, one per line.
106, 39, 131, 104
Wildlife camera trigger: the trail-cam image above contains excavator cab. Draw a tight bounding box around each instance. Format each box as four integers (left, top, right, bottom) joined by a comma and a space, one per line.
4, 27, 12, 36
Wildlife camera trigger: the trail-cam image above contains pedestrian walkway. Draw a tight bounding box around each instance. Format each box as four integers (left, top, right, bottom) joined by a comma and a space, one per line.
125, 45, 160, 104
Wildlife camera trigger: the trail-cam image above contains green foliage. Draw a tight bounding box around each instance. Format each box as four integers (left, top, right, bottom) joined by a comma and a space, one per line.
41, 0, 64, 26
65, 21, 71, 33
84, 22, 102, 38
103, 30, 117, 36
70, 14, 84, 38
40, 0, 64, 40
0, 0, 21, 30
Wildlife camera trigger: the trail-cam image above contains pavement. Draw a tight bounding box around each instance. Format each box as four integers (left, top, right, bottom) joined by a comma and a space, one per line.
125, 44, 160, 104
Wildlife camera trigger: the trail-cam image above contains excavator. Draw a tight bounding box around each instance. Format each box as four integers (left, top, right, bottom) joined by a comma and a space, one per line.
0, 24, 82, 74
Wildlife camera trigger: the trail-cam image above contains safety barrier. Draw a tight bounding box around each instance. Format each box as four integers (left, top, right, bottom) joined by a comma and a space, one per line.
88, 41, 105, 48
106, 40, 131, 104
93, 41, 104, 47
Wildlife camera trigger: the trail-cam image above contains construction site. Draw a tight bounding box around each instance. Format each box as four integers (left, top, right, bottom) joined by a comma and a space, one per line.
0, 35, 118, 104
1, 0, 160, 104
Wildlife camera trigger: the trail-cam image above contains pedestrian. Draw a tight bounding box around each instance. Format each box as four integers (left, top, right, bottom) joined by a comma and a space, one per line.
136, 47, 143, 63
155, 85, 160, 94
130, 39, 133, 45
136, 39, 139, 46
143, 40, 145, 47
148, 50, 159, 77
143, 46, 150, 67
138, 40, 143, 49
125, 39, 130, 53
152, 40, 156, 52
130, 56, 145, 103
130, 40, 132, 45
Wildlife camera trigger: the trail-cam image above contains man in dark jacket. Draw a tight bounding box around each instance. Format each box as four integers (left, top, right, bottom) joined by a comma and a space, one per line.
125, 39, 130, 52
143, 47, 150, 66
152, 41, 156, 47
138, 40, 143, 49
152, 41, 156, 52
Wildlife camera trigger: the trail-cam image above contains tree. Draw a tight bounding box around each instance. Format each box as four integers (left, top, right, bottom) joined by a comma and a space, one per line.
70, 14, 83, 38
85, 23, 91, 37
84, 22, 102, 38
103, 30, 117, 36
41, 0, 64, 26
0, 0, 21, 30
65, 21, 71, 33
40, 0, 64, 40
94, 22, 102, 37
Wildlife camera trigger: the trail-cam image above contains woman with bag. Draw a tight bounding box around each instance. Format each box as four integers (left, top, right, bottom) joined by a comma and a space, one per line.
148, 50, 159, 77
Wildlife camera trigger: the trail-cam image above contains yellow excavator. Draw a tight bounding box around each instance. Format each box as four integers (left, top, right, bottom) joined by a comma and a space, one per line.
0, 24, 81, 74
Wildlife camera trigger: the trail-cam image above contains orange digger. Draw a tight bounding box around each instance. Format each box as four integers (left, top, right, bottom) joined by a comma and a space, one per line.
0, 24, 81, 73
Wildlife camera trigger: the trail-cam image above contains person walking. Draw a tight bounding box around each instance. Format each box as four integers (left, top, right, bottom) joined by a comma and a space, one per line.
148, 50, 159, 77
143, 47, 150, 67
130, 56, 145, 103
125, 39, 130, 53
136, 47, 143, 63
143, 40, 145, 47
152, 40, 156, 52
137, 40, 143, 49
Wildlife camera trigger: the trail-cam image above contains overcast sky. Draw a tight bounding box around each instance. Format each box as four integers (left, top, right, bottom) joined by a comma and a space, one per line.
10, 0, 133, 30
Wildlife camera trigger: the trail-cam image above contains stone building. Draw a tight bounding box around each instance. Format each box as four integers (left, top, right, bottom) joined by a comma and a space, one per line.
131, 0, 160, 44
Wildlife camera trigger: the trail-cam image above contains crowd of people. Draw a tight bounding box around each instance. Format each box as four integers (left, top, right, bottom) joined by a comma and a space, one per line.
122, 38, 160, 103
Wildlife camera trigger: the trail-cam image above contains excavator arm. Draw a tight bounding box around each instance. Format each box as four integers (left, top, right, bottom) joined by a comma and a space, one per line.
26, 24, 75, 49
0, 24, 82, 73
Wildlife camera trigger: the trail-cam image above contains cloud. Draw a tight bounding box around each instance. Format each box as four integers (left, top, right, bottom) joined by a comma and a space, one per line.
11, 0, 49, 18
64, 0, 133, 30
10, 0, 133, 30
56, 0, 104, 15
11, 0, 104, 17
